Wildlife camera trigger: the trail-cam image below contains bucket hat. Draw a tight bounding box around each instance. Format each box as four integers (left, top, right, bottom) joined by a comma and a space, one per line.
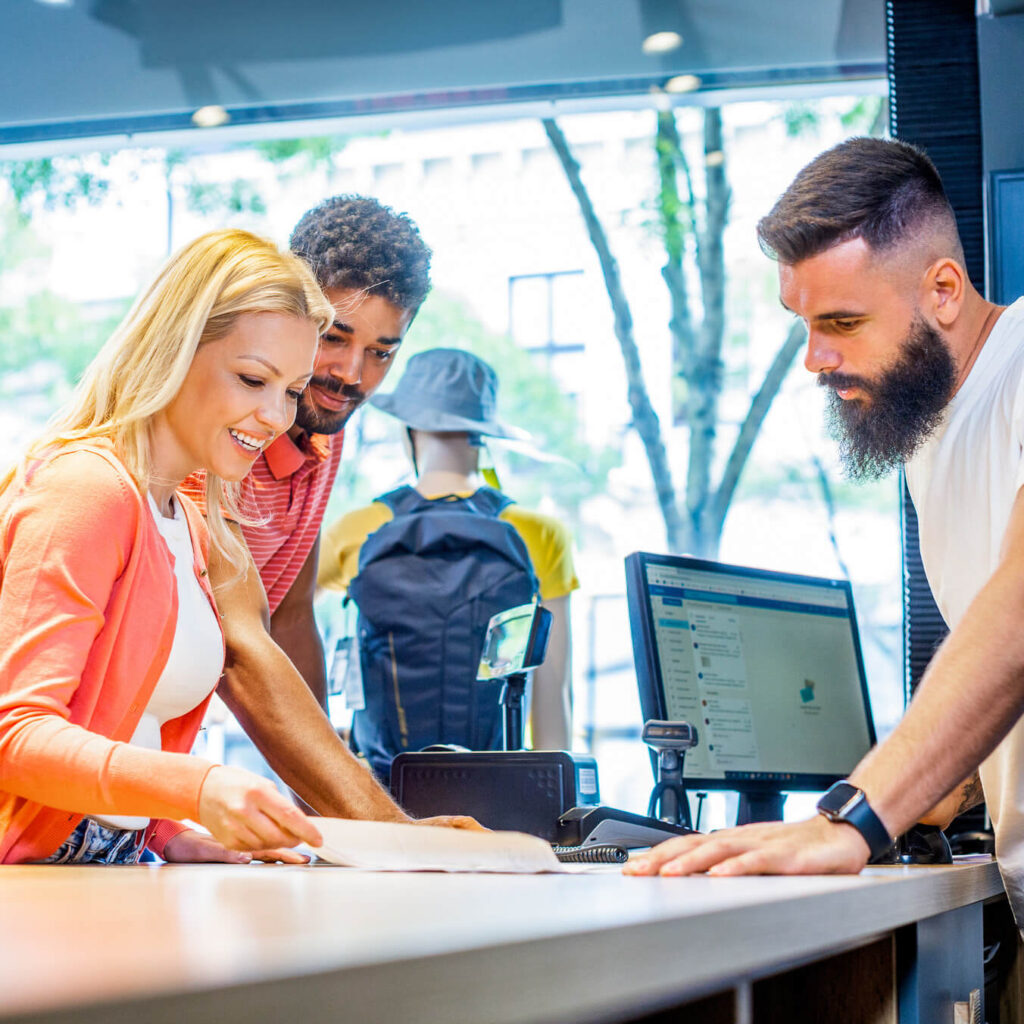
370, 348, 527, 439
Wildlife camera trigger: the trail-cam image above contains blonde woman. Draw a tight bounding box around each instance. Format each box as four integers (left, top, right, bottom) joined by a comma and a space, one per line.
0, 229, 332, 865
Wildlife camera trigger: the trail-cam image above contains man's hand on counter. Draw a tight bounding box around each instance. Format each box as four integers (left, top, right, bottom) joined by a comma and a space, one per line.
412, 815, 487, 831
623, 814, 870, 877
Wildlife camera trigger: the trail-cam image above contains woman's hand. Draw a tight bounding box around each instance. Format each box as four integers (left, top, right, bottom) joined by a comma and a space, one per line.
162, 828, 311, 864
197, 765, 323, 852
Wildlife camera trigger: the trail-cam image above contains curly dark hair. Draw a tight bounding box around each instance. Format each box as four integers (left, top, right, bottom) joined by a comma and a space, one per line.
289, 195, 432, 313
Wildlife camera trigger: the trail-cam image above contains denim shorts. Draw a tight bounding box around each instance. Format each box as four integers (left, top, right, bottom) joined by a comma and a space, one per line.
40, 818, 146, 865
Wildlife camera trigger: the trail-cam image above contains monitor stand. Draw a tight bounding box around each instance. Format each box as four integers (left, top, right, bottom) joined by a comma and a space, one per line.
736, 791, 787, 825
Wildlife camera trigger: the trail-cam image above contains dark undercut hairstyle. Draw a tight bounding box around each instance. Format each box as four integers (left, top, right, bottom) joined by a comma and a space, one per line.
289, 195, 432, 314
757, 137, 963, 266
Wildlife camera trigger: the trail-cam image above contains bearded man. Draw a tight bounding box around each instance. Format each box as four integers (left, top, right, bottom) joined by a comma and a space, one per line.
627, 137, 1024, 924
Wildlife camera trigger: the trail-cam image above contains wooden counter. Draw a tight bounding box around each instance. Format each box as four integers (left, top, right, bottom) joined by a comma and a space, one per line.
0, 860, 1004, 1024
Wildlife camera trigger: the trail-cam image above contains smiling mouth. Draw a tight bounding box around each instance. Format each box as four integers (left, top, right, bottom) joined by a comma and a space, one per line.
229, 428, 269, 454
309, 383, 355, 412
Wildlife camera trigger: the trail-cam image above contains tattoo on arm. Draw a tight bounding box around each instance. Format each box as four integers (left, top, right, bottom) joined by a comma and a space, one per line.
953, 772, 984, 817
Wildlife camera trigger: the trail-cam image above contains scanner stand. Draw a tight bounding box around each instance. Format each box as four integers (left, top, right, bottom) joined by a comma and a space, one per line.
646, 742, 693, 830
648, 780, 692, 830
500, 672, 527, 751
557, 805, 696, 850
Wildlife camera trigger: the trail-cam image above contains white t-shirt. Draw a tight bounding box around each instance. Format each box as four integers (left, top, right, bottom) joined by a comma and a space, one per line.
905, 296, 1024, 922
91, 494, 223, 830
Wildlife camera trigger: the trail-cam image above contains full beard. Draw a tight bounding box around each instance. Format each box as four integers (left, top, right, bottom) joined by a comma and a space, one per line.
294, 377, 366, 436
822, 316, 957, 480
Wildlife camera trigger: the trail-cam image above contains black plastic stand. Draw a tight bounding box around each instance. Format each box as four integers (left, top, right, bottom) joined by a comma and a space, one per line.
647, 781, 692, 830
736, 791, 787, 825
500, 672, 527, 751
646, 748, 692, 829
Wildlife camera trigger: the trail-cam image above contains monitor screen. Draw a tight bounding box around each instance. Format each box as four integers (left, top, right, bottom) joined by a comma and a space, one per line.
626, 552, 876, 794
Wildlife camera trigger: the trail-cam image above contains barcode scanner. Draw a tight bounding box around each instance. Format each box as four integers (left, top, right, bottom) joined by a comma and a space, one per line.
643, 720, 699, 829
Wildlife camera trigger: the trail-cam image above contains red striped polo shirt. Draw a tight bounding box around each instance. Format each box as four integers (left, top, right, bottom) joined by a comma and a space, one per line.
181, 430, 343, 615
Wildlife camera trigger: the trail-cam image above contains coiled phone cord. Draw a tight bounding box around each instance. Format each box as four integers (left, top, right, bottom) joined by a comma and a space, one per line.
553, 844, 628, 864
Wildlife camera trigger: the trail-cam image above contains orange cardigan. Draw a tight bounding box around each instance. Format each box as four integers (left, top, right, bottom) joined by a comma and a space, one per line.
0, 442, 224, 863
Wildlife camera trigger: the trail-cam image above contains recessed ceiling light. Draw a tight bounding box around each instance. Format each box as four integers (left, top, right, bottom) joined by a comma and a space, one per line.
34, 0, 74, 7
664, 75, 701, 94
192, 105, 231, 128
642, 31, 683, 55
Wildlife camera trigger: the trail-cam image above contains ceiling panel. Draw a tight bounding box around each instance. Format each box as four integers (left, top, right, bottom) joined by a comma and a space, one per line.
0, 0, 885, 145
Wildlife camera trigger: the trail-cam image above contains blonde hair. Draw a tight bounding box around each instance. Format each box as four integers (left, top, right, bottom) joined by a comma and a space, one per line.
6, 228, 334, 566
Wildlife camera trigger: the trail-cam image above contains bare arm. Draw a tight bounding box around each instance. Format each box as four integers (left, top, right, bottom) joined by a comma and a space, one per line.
269, 538, 328, 711
917, 771, 984, 829
211, 524, 410, 822
847, 487, 1024, 836
629, 487, 1024, 877
529, 594, 572, 750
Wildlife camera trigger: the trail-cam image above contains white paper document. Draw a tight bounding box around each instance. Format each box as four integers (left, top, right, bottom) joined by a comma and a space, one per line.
311, 818, 569, 874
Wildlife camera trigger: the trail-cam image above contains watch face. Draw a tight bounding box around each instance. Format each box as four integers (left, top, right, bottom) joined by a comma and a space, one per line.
818, 782, 860, 817
817, 781, 891, 860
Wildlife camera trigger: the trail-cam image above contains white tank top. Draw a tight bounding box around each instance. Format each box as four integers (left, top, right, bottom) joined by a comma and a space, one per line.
91, 494, 223, 830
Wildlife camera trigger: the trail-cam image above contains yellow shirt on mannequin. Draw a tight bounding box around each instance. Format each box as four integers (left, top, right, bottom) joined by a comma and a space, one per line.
318, 491, 579, 601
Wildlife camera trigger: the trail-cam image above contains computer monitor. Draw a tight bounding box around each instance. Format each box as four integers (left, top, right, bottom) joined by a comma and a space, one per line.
625, 552, 877, 824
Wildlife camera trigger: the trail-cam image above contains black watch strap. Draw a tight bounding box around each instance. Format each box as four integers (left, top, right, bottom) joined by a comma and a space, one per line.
816, 781, 892, 860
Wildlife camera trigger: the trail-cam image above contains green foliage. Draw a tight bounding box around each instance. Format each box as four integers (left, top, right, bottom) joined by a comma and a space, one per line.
0, 291, 127, 387
783, 103, 821, 138
783, 96, 887, 141
255, 135, 349, 171
0, 203, 46, 270
1, 148, 269, 226
0, 202, 127, 394
654, 116, 691, 264
840, 96, 886, 134
0, 155, 112, 218
184, 179, 267, 217
163, 149, 187, 173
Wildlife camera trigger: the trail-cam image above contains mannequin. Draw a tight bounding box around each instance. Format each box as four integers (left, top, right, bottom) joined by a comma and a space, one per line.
405, 427, 572, 748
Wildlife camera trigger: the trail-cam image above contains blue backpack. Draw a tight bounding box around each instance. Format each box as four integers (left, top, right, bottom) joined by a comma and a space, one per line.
347, 485, 539, 784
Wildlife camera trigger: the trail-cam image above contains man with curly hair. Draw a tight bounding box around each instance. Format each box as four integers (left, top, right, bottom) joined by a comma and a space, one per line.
182, 196, 477, 832
238, 195, 430, 702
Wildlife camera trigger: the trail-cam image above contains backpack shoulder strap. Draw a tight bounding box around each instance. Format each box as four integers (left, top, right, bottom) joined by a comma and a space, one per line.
464, 486, 515, 518
378, 484, 515, 519
375, 485, 424, 516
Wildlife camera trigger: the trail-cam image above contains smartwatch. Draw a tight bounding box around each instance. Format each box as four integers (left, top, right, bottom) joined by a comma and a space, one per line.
816, 781, 892, 860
